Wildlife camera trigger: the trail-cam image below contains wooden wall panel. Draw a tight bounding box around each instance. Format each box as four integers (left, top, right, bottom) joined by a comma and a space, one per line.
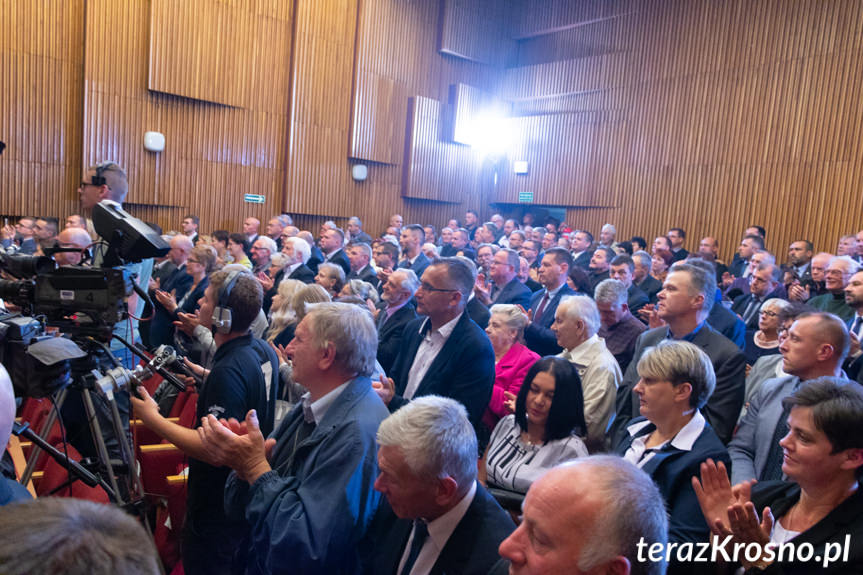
509, 0, 634, 40
148, 0, 254, 108
82, 0, 293, 234
403, 96, 480, 203
0, 0, 84, 221
439, 0, 516, 67
496, 0, 863, 263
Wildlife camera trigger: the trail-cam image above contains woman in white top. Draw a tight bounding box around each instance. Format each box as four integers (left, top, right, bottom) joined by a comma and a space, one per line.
695, 377, 863, 573
482, 356, 588, 495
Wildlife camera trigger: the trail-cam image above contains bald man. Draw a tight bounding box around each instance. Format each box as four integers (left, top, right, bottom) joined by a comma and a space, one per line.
0, 365, 32, 505
54, 227, 92, 266
498, 457, 667, 575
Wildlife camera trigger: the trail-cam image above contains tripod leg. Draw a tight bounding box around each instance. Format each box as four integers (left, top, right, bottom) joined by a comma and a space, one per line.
20, 388, 66, 485
81, 387, 123, 502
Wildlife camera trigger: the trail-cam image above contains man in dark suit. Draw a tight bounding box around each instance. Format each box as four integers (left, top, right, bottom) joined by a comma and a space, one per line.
346, 242, 378, 284
730, 263, 783, 329
609, 254, 649, 315
449, 228, 476, 261
633, 250, 662, 302
376, 269, 419, 374
346, 216, 373, 245
474, 248, 532, 309
181, 214, 199, 245
587, 247, 614, 292
729, 234, 765, 278
614, 262, 746, 444
524, 247, 576, 356
282, 236, 315, 283
149, 235, 194, 349
569, 230, 594, 270
398, 224, 431, 278
319, 227, 350, 275
364, 396, 514, 575
376, 258, 495, 445
373, 241, 400, 294
243, 216, 260, 259
668, 227, 689, 262
787, 238, 814, 284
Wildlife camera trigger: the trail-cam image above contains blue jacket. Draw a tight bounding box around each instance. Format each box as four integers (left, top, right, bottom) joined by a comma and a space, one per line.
614, 416, 729, 544
492, 277, 532, 309
523, 284, 576, 356
224, 377, 389, 574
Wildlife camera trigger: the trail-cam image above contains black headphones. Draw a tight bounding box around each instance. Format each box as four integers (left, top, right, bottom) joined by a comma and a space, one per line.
91, 161, 119, 187
211, 270, 242, 334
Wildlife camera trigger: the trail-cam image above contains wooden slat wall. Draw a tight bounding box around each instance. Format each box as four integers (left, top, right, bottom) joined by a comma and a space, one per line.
495, 0, 863, 261
82, 0, 293, 233
403, 96, 480, 203
0, 0, 84, 221
439, 0, 516, 67
148, 0, 254, 108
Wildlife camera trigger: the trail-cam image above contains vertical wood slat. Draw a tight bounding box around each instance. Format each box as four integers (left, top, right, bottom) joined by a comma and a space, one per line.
494, 0, 863, 260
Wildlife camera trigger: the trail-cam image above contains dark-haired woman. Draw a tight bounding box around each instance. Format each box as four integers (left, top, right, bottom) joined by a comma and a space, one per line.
483, 356, 588, 495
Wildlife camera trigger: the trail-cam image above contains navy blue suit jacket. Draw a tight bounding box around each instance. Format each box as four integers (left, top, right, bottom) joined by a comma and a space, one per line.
362, 485, 514, 575
325, 248, 351, 276
614, 417, 729, 544
707, 301, 746, 348
389, 312, 495, 442
150, 265, 194, 349
287, 263, 315, 284
398, 252, 431, 279
492, 277, 532, 309
523, 284, 576, 357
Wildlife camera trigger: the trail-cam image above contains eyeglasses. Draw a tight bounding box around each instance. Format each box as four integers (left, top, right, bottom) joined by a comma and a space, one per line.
759, 310, 778, 317
419, 282, 458, 293
778, 327, 791, 338
188, 258, 200, 264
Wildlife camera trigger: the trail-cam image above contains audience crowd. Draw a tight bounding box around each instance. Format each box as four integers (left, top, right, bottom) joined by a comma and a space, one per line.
3, 169, 863, 574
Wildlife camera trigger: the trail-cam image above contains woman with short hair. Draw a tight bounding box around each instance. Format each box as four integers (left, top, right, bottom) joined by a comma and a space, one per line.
695, 377, 863, 573
482, 304, 539, 432
614, 339, 729, 546
315, 262, 345, 298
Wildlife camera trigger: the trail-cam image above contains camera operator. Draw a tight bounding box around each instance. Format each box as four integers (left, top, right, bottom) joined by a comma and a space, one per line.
131, 269, 279, 575
78, 161, 154, 368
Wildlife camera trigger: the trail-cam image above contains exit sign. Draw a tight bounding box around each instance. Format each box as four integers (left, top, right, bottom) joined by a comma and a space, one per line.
518, 191, 533, 203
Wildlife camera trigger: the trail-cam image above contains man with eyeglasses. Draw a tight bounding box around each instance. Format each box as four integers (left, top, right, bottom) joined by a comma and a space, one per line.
374, 258, 495, 448
730, 263, 783, 329
729, 312, 849, 484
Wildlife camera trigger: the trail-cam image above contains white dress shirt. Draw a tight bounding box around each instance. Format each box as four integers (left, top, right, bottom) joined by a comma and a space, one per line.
404, 314, 462, 399
396, 481, 477, 575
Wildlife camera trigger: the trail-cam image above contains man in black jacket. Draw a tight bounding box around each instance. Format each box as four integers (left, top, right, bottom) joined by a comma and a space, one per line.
363, 396, 514, 575
376, 258, 494, 445
614, 262, 746, 444
376, 268, 419, 374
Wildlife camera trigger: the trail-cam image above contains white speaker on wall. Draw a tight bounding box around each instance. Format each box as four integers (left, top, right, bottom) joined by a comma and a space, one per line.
352, 164, 368, 181
144, 131, 165, 153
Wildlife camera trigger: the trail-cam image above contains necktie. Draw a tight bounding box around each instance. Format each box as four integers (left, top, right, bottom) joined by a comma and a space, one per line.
400, 520, 429, 575
742, 297, 761, 324
760, 402, 791, 481
853, 316, 863, 338
534, 292, 551, 322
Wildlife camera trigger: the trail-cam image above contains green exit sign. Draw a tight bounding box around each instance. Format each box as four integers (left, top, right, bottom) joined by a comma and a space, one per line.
518, 191, 533, 203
